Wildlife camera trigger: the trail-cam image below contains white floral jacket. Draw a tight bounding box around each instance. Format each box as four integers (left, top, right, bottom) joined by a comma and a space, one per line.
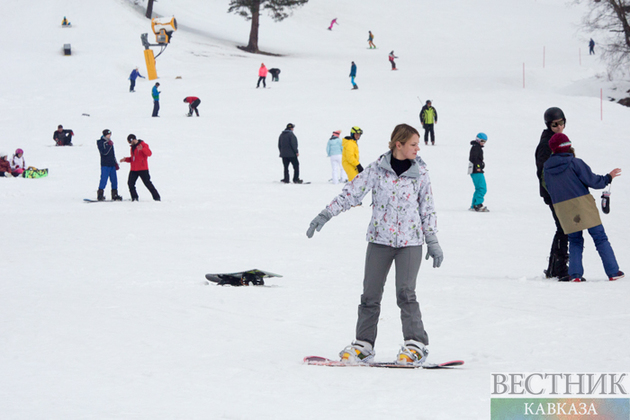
326, 151, 438, 248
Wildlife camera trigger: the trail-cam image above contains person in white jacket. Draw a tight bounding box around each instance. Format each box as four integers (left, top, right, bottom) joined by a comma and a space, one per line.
307, 123, 443, 366
10, 148, 26, 176
326, 130, 343, 184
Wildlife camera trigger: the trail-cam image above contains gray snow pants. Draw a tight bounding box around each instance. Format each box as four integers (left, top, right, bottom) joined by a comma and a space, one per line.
356, 243, 429, 346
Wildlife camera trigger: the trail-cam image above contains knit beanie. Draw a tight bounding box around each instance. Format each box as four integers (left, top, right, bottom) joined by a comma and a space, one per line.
549, 133, 572, 153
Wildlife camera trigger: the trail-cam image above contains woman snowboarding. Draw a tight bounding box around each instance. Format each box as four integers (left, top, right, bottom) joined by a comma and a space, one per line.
306, 123, 443, 365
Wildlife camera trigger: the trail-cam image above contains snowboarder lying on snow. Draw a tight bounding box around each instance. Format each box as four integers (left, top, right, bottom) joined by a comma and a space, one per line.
543, 133, 623, 282
307, 123, 443, 366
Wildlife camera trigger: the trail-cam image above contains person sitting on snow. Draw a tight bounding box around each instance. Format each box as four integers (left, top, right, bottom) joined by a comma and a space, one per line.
0, 152, 12, 177
53, 125, 74, 146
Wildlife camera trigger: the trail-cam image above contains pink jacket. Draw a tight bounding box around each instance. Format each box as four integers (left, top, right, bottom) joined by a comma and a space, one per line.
259, 65, 268, 77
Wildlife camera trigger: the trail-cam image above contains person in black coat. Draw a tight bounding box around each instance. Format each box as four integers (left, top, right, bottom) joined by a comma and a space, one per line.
468, 133, 489, 212
53, 125, 74, 146
278, 123, 302, 184
535, 107, 569, 280
269, 68, 281, 82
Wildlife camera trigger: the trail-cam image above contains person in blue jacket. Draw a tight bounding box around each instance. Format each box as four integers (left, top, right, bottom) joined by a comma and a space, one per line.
543, 133, 623, 282
152, 82, 160, 117
96, 129, 122, 201
349, 61, 358, 90
129, 67, 145, 92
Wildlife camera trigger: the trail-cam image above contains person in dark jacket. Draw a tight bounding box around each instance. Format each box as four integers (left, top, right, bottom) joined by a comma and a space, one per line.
120, 134, 160, 201
53, 125, 74, 146
419, 100, 437, 145
129, 67, 145, 92
543, 133, 623, 282
183, 96, 201, 117
468, 133, 488, 212
278, 123, 302, 184
535, 107, 569, 280
96, 129, 122, 201
269, 68, 281, 82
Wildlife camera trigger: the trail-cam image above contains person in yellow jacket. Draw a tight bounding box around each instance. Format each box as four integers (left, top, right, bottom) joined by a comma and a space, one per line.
342, 126, 364, 181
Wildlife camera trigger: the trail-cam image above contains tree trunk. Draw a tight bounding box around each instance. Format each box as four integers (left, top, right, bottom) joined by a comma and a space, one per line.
146, 0, 154, 19
245, 0, 261, 53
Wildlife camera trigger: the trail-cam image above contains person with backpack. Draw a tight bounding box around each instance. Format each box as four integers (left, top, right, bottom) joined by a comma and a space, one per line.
419, 100, 438, 145
120, 134, 161, 201
543, 133, 623, 282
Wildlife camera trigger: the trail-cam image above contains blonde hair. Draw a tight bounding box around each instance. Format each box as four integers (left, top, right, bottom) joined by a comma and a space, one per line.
388, 124, 420, 151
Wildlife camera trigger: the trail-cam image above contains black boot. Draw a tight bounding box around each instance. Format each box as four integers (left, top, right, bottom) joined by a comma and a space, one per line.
97, 189, 105, 201
111, 189, 123, 201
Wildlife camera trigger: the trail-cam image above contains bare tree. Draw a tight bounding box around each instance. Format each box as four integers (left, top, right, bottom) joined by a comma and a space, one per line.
577, 0, 630, 78
228, 0, 309, 54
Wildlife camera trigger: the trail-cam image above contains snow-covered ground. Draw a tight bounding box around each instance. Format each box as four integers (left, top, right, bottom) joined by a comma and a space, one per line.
1, 0, 629, 418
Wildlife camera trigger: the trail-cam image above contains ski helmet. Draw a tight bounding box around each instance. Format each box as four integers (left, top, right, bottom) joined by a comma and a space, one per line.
15, 148, 23, 155
476, 132, 488, 142
351, 126, 363, 136
544, 107, 566, 127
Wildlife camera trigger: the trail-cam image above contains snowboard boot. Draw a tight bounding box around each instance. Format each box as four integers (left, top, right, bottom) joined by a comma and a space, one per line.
111, 189, 123, 201
97, 189, 105, 201
397, 340, 428, 365
339, 340, 374, 364
609, 271, 625, 281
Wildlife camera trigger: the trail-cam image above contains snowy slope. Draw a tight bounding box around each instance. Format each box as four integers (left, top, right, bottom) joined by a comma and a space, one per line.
1, 0, 629, 419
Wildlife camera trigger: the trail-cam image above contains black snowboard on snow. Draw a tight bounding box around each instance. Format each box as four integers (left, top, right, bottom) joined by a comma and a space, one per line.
205, 269, 282, 286
83, 198, 128, 203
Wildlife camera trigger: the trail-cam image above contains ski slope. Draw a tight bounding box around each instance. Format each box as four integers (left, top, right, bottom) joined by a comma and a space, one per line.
1, 0, 629, 418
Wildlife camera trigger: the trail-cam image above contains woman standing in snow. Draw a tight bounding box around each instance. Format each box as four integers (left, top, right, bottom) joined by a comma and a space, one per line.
543, 133, 623, 282
306, 123, 443, 365
326, 130, 343, 184
342, 126, 363, 181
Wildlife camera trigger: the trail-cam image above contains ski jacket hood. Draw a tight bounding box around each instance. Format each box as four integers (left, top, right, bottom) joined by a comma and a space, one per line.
327, 151, 437, 248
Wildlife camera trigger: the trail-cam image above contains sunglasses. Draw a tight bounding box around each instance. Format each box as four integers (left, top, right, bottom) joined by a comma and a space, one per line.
550, 120, 566, 128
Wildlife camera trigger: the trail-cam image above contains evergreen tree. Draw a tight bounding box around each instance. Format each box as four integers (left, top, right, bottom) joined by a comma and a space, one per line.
228, 0, 309, 53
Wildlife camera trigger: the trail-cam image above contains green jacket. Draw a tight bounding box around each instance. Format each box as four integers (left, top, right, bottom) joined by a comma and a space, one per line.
420, 105, 437, 125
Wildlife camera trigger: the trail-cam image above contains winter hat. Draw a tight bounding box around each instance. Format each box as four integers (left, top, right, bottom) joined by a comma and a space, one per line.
549, 133, 572, 153
332, 130, 341, 135
476, 132, 488, 142
286, 123, 295, 129
103, 129, 111, 136
127, 134, 137, 142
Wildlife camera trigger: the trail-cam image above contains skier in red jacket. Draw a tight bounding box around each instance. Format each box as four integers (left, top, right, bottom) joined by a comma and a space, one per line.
183, 96, 201, 117
120, 134, 161, 201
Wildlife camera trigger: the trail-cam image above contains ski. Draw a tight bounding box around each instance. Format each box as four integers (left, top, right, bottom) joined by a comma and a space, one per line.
303, 356, 463, 369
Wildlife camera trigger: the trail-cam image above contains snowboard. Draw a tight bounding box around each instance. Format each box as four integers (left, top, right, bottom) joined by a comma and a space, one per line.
275, 181, 311, 185
83, 198, 128, 203
24, 168, 48, 178
205, 269, 282, 286
303, 356, 464, 369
